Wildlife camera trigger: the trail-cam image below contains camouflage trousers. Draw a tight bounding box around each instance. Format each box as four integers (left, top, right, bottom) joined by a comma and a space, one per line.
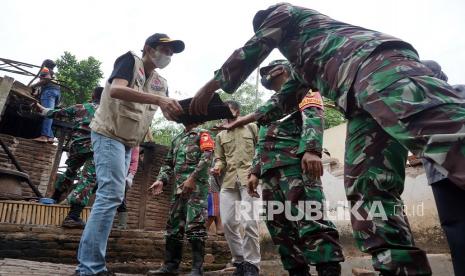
261, 166, 344, 270
341, 47, 465, 275
54, 150, 97, 207
165, 190, 208, 242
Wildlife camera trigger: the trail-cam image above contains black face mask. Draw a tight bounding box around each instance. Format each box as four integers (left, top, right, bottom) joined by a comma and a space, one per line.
260, 67, 284, 90
260, 74, 274, 90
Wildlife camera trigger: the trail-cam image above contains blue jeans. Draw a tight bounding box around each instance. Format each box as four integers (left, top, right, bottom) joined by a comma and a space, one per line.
40, 87, 60, 137
76, 131, 131, 275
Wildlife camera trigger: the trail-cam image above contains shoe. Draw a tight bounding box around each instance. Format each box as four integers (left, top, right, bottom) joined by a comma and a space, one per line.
73, 270, 115, 276
288, 266, 311, 276
62, 216, 86, 229
232, 262, 244, 276
146, 266, 179, 275
32, 136, 48, 143
242, 262, 259, 276
316, 262, 341, 276
96, 270, 116, 276
189, 239, 205, 276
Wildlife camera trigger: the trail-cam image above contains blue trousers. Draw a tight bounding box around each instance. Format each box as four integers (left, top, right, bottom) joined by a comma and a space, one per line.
76, 131, 131, 275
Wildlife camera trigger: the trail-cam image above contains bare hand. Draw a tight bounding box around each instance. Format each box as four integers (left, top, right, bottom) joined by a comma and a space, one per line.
211, 117, 247, 131
210, 167, 221, 176
149, 180, 164, 196
247, 174, 260, 198
181, 177, 196, 195
158, 96, 183, 121
301, 152, 323, 178
189, 79, 219, 115
33, 102, 46, 112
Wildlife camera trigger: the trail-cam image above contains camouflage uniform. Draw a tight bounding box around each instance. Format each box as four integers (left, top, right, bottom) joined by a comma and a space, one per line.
208, 3, 465, 274
47, 103, 98, 207
157, 128, 214, 241
251, 88, 344, 270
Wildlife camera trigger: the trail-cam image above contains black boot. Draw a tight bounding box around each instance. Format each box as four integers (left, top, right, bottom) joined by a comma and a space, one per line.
232, 262, 244, 276
147, 238, 183, 275
316, 262, 341, 276
288, 266, 311, 276
51, 189, 62, 203
242, 262, 259, 276
62, 204, 86, 229
189, 239, 205, 276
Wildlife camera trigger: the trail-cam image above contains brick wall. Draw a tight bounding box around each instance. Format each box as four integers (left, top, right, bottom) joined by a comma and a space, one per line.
121, 143, 173, 231
0, 134, 56, 197
0, 224, 231, 266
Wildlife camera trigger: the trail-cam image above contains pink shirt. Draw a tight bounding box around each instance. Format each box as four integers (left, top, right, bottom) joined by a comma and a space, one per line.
128, 146, 140, 175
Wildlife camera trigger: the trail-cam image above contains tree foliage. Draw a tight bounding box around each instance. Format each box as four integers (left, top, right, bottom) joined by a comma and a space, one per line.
55, 52, 104, 106
323, 98, 346, 129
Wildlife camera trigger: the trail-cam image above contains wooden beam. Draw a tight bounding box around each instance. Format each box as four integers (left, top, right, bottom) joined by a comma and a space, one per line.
0, 76, 14, 121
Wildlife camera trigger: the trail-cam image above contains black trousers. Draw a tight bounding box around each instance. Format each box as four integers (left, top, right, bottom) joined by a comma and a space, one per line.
431, 179, 465, 276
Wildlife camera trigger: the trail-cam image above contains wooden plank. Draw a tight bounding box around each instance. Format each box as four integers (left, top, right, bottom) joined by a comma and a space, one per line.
5, 203, 12, 223
37, 205, 43, 225
11, 204, 17, 224
44, 205, 49, 225
0, 202, 5, 222
0, 75, 14, 120
27, 204, 33, 224
52, 206, 56, 225
15, 204, 23, 224
41, 205, 46, 225
21, 204, 28, 224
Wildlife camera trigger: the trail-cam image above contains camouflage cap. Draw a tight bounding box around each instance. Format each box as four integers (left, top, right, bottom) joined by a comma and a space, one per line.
259, 59, 290, 76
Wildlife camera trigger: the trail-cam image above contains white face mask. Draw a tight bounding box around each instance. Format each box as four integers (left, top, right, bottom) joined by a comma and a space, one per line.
151, 50, 171, 69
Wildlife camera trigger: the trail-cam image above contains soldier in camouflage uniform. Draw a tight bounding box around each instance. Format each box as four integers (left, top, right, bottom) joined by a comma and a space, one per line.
40, 87, 103, 228
189, 3, 465, 275
247, 60, 344, 276
148, 125, 214, 276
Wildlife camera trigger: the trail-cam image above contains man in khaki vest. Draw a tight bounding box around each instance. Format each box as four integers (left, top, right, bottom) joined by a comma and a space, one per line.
75, 33, 184, 276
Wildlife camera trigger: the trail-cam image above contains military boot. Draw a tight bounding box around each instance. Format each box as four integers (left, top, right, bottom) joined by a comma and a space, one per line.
316, 262, 341, 276
117, 211, 128, 229
62, 204, 86, 229
147, 238, 183, 275
242, 262, 259, 276
189, 239, 205, 276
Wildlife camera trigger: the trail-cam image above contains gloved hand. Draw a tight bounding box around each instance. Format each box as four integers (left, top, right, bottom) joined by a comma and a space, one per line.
125, 173, 135, 188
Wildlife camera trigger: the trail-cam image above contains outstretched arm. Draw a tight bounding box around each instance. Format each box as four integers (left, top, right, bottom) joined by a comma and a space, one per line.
189, 4, 293, 115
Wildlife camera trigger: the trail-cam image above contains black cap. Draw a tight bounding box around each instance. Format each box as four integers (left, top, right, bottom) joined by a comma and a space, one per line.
145, 33, 185, 54
421, 60, 448, 82
259, 59, 290, 76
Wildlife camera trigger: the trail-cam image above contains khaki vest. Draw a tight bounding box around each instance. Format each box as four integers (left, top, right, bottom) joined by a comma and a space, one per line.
90, 51, 168, 147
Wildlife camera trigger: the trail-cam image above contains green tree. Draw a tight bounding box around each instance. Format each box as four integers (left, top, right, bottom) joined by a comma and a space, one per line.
55, 52, 104, 106
322, 98, 346, 129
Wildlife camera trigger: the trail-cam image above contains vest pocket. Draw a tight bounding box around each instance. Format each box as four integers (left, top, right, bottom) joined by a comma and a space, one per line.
114, 108, 142, 141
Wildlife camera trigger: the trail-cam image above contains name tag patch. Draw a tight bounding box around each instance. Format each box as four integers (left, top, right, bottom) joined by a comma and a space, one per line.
299, 90, 323, 111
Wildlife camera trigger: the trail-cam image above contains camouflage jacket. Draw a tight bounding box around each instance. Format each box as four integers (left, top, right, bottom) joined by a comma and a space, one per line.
251, 89, 324, 177
213, 3, 416, 114
157, 128, 214, 194
44, 102, 98, 155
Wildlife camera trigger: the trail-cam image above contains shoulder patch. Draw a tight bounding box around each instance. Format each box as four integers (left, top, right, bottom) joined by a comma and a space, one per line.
199, 132, 214, 151
298, 90, 324, 111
